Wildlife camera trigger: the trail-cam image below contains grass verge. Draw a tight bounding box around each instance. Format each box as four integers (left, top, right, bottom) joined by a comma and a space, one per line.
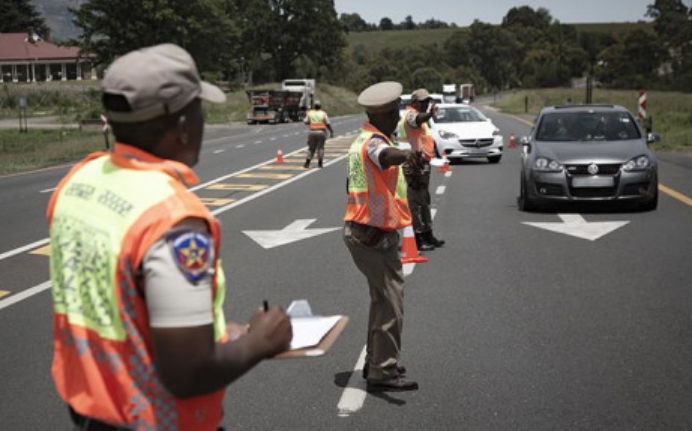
492, 88, 692, 152
0, 129, 104, 176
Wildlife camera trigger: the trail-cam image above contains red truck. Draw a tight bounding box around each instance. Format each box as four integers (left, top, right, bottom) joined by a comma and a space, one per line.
245, 89, 304, 124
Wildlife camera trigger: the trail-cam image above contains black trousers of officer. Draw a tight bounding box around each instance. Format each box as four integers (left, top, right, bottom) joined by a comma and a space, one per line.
405, 165, 432, 235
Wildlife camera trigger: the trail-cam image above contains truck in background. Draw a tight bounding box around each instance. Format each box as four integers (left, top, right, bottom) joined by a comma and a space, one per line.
459, 83, 475, 103
245, 79, 315, 124
442, 84, 457, 103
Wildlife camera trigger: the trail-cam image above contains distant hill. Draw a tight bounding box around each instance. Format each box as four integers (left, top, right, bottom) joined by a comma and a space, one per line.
346, 22, 653, 52
32, 0, 87, 42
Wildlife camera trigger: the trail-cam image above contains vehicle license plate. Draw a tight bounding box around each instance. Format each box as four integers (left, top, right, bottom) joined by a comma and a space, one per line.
572, 177, 614, 188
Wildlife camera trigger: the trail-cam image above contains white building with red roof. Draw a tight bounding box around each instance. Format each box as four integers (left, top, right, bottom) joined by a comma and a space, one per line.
0, 31, 95, 83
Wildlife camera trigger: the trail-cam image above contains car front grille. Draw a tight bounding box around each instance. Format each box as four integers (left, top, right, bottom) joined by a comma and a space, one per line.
459, 139, 494, 148
569, 187, 617, 198
565, 163, 621, 176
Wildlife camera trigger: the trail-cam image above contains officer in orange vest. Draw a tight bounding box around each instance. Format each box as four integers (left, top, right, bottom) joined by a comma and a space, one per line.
343, 81, 419, 392
303, 100, 334, 168
47, 44, 292, 431
398, 88, 445, 250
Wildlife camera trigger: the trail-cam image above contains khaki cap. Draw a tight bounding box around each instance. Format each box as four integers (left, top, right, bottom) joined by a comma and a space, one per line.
102, 44, 226, 123
357, 81, 402, 114
411, 88, 431, 103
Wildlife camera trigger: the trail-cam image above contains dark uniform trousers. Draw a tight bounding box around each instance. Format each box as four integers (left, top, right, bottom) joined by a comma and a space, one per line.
343, 222, 404, 380
404, 163, 433, 235
306, 130, 328, 163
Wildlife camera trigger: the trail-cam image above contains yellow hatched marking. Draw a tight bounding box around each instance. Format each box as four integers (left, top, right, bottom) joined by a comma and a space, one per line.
199, 198, 236, 207
237, 173, 293, 180
30, 245, 51, 256
0, 291, 10, 299
277, 158, 304, 163
259, 165, 308, 171
207, 184, 269, 191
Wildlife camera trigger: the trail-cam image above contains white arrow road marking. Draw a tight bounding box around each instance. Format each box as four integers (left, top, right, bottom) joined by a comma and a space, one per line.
523, 213, 630, 241
243, 219, 340, 249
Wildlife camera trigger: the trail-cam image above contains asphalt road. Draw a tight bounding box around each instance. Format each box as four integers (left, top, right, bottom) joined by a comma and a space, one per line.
1, 108, 691, 431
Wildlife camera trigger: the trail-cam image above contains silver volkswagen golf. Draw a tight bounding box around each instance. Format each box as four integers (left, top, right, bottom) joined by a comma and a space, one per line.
519, 105, 659, 211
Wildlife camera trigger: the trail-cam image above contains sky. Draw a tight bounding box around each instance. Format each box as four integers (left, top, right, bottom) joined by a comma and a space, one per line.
333, 0, 658, 26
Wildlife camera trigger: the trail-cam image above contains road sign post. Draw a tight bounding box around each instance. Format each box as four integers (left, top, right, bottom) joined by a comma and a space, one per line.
19, 95, 28, 133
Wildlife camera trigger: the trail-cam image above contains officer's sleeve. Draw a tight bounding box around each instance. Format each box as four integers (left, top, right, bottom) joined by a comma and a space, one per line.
406, 111, 420, 129
366, 137, 389, 170
142, 218, 215, 328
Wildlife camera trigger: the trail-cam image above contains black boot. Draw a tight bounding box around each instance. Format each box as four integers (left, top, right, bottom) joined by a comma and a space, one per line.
416, 234, 435, 251
303, 158, 310, 168
318, 159, 323, 168
427, 232, 445, 247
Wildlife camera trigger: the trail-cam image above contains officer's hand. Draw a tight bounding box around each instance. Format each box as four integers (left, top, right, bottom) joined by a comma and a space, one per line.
248, 306, 292, 357
226, 322, 249, 341
430, 103, 439, 118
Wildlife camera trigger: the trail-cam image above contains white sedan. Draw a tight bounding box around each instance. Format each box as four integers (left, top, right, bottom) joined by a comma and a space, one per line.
430, 104, 504, 164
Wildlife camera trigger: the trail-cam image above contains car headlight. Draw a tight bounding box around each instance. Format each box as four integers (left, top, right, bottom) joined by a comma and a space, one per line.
534, 157, 563, 172
438, 130, 458, 140
622, 155, 651, 172
492, 128, 500, 136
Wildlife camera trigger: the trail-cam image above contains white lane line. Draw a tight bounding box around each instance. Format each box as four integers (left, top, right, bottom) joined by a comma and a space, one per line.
236, 144, 245, 149
445, 171, 452, 178
0, 137, 359, 310
213, 149, 225, 154
436, 186, 446, 195
270, 137, 277, 141
254, 140, 262, 144
40, 187, 57, 194
0, 238, 50, 262
337, 348, 367, 417
0, 281, 51, 311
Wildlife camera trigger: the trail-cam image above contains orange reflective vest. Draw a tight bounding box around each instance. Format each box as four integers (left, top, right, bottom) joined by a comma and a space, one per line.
47, 144, 228, 431
344, 122, 412, 230
307, 109, 328, 130
398, 106, 435, 161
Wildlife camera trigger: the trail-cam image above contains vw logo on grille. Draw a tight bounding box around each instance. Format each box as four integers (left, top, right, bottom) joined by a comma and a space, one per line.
587, 163, 599, 175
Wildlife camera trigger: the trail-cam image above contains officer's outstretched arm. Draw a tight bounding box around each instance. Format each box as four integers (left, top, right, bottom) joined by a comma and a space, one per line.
379, 147, 414, 170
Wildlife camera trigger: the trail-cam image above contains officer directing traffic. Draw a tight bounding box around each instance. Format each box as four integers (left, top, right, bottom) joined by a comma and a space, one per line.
398, 88, 445, 250
47, 44, 292, 431
343, 81, 419, 392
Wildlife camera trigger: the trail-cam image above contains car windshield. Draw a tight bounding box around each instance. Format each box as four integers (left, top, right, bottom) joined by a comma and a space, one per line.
435, 107, 486, 124
536, 111, 641, 142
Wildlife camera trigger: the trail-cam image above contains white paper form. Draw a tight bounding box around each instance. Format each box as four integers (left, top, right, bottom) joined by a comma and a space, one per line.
289, 315, 343, 350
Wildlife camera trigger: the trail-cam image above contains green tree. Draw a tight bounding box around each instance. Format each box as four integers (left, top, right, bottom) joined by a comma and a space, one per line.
410, 67, 443, 91
232, 0, 346, 81
71, 0, 238, 74
339, 13, 371, 33
379, 17, 394, 31
1, 0, 51, 39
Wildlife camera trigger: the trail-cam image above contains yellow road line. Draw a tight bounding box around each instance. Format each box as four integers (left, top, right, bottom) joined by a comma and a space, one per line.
199, 198, 236, 207
29, 245, 51, 256
259, 165, 309, 171
660, 184, 692, 207
207, 184, 269, 191
0, 291, 9, 299
237, 173, 293, 180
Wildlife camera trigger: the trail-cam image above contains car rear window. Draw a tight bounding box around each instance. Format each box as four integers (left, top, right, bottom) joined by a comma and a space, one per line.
536, 111, 641, 142
436, 107, 486, 124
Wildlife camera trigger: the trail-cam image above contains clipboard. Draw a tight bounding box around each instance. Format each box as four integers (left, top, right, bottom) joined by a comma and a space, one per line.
274, 315, 349, 359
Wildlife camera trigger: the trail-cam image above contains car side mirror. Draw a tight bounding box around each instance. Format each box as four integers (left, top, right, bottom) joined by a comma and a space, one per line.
646, 133, 661, 145
520, 136, 532, 153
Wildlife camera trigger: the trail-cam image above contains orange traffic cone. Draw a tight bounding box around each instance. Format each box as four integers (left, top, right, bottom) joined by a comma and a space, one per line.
400, 225, 428, 264
277, 147, 284, 164
508, 133, 516, 149
437, 155, 451, 173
